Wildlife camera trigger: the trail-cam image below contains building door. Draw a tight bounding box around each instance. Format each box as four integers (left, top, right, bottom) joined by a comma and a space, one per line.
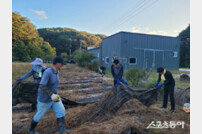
154, 51, 164, 69
164, 51, 173, 69
144, 50, 154, 69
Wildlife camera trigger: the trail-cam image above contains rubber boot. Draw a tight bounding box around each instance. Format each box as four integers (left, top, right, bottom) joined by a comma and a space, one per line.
57, 117, 72, 134
28, 120, 38, 134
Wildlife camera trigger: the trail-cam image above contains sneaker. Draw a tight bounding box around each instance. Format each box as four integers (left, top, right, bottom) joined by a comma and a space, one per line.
160, 107, 168, 110
171, 110, 175, 114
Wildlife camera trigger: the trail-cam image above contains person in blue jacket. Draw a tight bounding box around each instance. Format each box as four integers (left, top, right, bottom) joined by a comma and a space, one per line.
16, 58, 47, 112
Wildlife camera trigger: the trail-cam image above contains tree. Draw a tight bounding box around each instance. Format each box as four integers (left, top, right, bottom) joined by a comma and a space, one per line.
12, 12, 56, 62
12, 12, 39, 45
40, 41, 56, 58
144, 58, 154, 86
26, 42, 44, 60
178, 25, 190, 68
61, 52, 68, 61
12, 40, 30, 61
38, 28, 107, 55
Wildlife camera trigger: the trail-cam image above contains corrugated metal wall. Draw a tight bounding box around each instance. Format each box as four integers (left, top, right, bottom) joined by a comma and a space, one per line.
120, 32, 180, 70
87, 47, 101, 62
96, 32, 180, 70
101, 33, 122, 68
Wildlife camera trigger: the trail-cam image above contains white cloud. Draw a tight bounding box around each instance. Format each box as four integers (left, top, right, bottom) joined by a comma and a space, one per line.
131, 26, 170, 36
145, 27, 150, 31
147, 30, 168, 36
131, 27, 141, 33
147, 31, 157, 34
173, 29, 181, 35
30, 10, 48, 20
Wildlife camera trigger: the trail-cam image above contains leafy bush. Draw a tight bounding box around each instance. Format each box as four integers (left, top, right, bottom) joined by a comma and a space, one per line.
105, 69, 112, 77
73, 50, 95, 67
146, 80, 157, 89
88, 61, 99, 72
125, 67, 145, 87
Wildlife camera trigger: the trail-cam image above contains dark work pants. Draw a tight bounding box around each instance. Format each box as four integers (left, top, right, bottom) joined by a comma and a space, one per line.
31, 103, 36, 110
114, 80, 117, 85
163, 84, 175, 110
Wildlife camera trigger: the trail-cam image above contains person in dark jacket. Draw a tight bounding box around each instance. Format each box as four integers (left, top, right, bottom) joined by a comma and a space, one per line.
16, 58, 47, 112
99, 65, 106, 77
111, 59, 128, 85
155, 67, 175, 113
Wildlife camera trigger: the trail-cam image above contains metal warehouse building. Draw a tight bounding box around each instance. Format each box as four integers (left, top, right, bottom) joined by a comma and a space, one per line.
87, 47, 101, 62
88, 31, 180, 70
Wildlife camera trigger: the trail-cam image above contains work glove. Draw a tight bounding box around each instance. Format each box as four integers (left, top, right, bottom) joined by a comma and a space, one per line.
116, 78, 120, 84
154, 82, 159, 87
157, 84, 163, 89
51, 94, 59, 102
16, 78, 23, 81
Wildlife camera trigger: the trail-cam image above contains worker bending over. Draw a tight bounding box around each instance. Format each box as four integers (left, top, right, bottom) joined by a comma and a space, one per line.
111, 59, 128, 85
99, 65, 106, 77
155, 67, 175, 114
16, 58, 47, 112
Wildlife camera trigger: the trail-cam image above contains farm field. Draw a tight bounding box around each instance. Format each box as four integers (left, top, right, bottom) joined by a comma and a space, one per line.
12, 62, 190, 134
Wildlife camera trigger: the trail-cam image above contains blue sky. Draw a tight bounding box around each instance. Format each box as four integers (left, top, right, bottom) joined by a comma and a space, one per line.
12, 0, 190, 36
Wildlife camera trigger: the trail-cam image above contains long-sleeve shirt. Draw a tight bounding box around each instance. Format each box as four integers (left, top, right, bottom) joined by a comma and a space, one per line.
157, 70, 175, 86
20, 65, 46, 83
38, 67, 60, 103
111, 64, 124, 80
20, 69, 34, 80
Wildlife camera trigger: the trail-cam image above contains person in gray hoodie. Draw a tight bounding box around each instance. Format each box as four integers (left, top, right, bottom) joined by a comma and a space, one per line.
111, 59, 128, 85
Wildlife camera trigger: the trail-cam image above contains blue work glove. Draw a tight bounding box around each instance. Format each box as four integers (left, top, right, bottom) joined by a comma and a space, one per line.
116, 78, 120, 84
16, 78, 23, 81
157, 84, 163, 89
154, 82, 159, 87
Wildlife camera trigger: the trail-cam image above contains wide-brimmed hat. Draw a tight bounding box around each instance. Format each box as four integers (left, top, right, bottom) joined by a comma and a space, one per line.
30, 58, 44, 66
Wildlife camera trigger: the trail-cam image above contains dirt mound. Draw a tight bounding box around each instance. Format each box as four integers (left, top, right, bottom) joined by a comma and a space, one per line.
67, 99, 189, 134
64, 84, 158, 128
12, 82, 190, 134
